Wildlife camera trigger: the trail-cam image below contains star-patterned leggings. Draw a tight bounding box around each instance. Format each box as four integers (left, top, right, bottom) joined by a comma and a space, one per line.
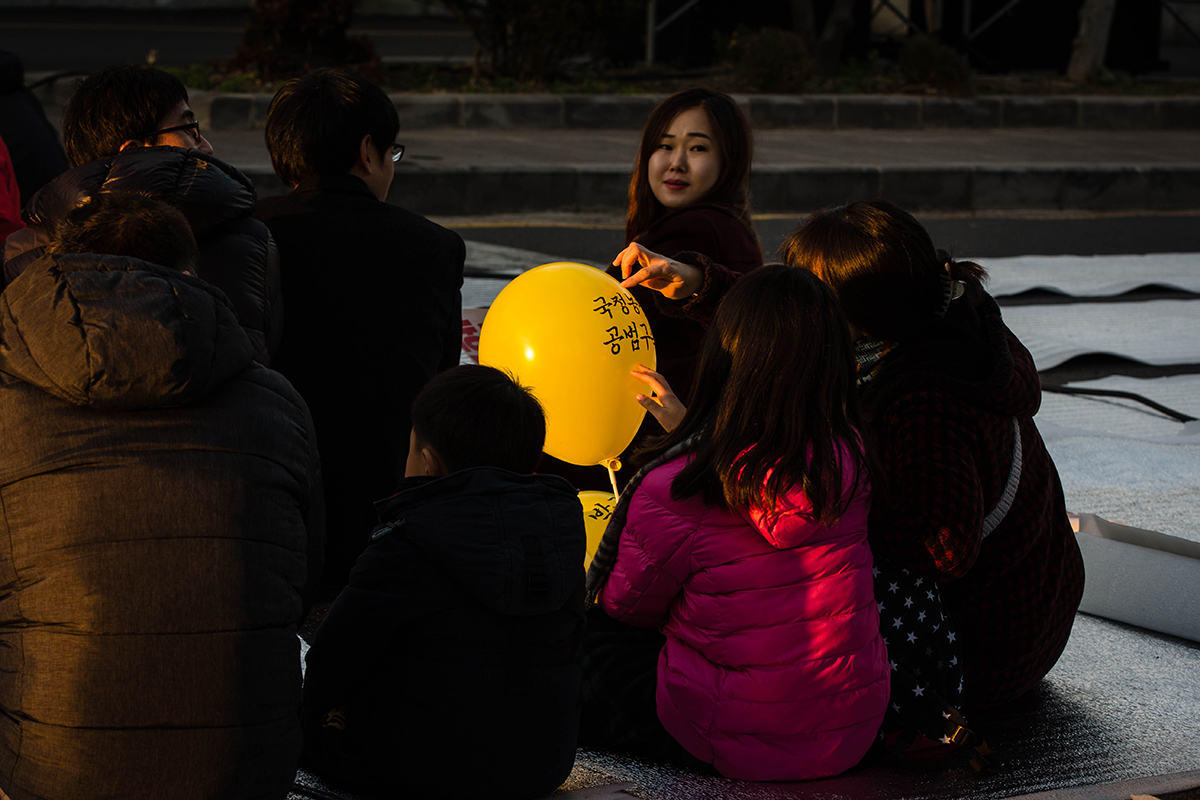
873, 554, 968, 755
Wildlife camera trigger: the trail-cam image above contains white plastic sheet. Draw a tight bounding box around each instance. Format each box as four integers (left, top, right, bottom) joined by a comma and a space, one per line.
1075, 513, 1200, 643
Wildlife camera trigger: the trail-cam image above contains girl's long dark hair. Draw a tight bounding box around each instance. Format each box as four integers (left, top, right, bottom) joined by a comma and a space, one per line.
779, 200, 988, 341
638, 266, 868, 525
625, 88, 756, 245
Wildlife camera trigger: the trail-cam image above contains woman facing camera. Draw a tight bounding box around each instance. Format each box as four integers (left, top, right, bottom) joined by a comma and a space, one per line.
614, 200, 1084, 720
546, 89, 763, 491
611, 87, 762, 408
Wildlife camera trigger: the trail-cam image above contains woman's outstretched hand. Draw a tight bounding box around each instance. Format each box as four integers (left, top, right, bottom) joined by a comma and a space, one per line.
613, 243, 703, 300
632, 364, 687, 433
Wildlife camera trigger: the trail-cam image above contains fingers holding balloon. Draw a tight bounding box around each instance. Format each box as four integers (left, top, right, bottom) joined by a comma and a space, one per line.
632, 364, 687, 433
631, 363, 677, 398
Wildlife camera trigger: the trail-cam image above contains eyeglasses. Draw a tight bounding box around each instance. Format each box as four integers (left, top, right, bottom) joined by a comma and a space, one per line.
391, 143, 405, 163
139, 120, 202, 145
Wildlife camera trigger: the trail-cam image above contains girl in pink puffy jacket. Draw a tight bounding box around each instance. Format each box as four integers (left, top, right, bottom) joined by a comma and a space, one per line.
580, 265, 890, 781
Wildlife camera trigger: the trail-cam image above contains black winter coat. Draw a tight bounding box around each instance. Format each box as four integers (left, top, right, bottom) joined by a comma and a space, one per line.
0, 253, 323, 800
255, 173, 464, 589
303, 468, 585, 800
1, 146, 282, 364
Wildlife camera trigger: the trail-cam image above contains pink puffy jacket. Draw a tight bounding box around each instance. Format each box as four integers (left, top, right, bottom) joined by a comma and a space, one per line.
599, 451, 889, 781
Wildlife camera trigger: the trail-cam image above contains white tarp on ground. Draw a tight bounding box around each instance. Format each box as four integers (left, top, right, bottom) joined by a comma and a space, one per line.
1036, 375, 1200, 543
983, 252, 1200, 298
1001, 299, 1200, 370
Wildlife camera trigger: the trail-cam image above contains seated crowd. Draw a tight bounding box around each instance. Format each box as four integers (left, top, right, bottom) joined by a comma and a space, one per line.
0, 68, 1082, 800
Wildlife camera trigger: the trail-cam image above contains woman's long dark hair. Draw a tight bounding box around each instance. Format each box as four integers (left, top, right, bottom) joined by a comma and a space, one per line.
625, 88, 756, 245
779, 200, 988, 341
639, 266, 868, 525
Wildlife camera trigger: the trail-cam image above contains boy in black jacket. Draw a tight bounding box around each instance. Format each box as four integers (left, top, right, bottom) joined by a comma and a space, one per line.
302, 365, 586, 800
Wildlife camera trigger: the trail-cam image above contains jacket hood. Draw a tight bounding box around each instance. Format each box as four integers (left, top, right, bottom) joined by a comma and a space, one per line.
866, 289, 1041, 420
22, 146, 255, 240
641, 449, 866, 552
374, 468, 585, 615
0, 252, 255, 409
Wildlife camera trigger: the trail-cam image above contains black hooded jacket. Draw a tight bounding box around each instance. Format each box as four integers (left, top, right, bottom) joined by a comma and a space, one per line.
2, 146, 282, 364
0, 252, 322, 800
303, 468, 586, 800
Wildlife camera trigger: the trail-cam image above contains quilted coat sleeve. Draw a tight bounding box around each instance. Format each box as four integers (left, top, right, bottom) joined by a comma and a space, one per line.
868, 391, 986, 580
598, 481, 698, 629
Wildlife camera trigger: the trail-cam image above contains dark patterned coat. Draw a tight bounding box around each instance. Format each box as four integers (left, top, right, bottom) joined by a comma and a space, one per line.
855, 288, 1084, 710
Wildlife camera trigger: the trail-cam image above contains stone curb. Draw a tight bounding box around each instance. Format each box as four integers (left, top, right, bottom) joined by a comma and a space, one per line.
31, 74, 1200, 131
241, 163, 1200, 216
203, 92, 1200, 131
201, 92, 1200, 132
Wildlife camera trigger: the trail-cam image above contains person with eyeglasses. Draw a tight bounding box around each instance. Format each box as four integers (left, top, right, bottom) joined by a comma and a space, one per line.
255, 68, 465, 596
1, 64, 282, 366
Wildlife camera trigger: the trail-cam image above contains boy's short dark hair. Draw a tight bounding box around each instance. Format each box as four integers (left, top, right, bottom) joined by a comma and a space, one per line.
264, 68, 400, 188
61, 64, 190, 167
412, 365, 546, 475
48, 192, 199, 274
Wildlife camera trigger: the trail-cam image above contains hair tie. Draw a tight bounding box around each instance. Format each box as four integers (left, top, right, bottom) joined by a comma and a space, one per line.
936, 269, 966, 318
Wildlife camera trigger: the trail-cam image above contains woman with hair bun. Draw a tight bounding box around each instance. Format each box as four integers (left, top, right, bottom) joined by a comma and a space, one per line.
614, 199, 1083, 754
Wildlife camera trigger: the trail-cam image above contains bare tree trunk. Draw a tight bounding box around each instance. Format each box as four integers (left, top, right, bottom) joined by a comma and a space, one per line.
814, 0, 858, 76
1067, 0, 1118, 82
790, 0, 818, 52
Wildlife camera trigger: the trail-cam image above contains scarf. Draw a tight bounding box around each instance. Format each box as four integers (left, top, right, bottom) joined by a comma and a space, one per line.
854, 336, 897, 389
584, 438, 696, 605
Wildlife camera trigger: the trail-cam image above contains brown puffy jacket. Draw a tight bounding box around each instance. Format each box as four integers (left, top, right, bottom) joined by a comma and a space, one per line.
0, 253, 322, 800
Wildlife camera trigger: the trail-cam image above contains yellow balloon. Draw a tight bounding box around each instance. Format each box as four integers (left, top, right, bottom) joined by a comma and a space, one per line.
479, 262, 656, 466
579, 491, 616, 570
